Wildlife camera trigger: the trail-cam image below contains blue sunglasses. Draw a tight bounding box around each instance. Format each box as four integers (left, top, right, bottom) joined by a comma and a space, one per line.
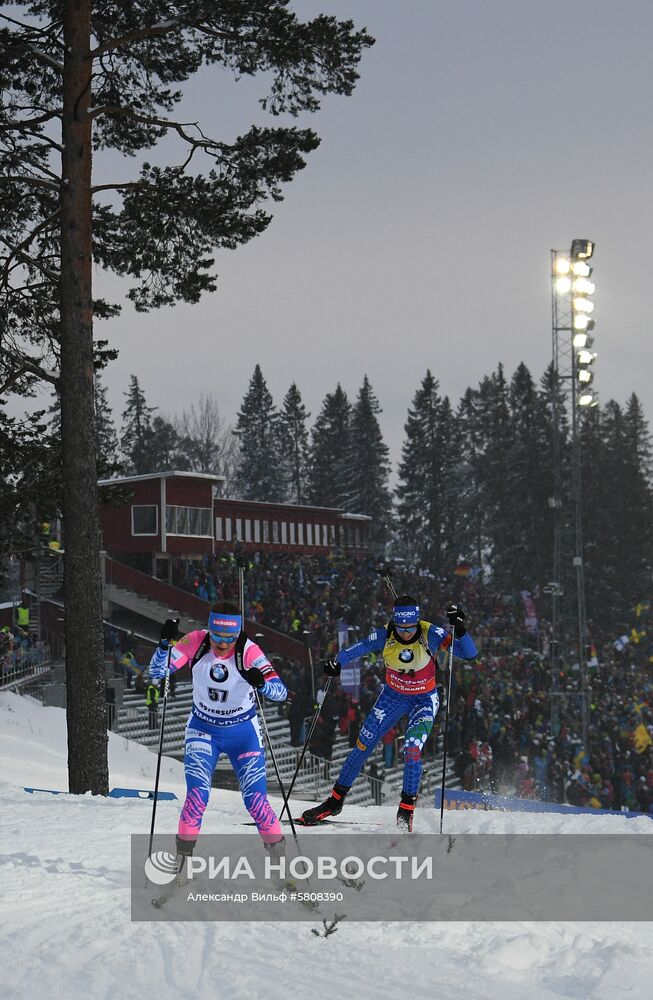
210, 632, 237, 644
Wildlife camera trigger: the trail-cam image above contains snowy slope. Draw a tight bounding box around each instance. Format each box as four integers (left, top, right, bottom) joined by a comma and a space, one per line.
0, 690, 187, 793
1, 691, 651, 1000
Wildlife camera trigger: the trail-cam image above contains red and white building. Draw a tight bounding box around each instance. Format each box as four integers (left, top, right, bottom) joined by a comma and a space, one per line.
98, 471, 371, 579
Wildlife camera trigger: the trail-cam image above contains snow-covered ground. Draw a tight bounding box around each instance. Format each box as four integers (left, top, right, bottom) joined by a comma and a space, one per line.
1, 690, 651, 1000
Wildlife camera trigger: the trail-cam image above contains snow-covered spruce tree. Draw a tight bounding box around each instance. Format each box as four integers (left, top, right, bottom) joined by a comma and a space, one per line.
349, 375, 391, 548
307, 383, 354, 510
1, 0, 372, 794
234, 364, 285, 501
279, 382, 310, 506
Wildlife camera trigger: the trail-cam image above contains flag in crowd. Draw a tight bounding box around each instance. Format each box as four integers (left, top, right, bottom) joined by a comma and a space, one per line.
520, 590, 539, 635
632, 723, 653, 754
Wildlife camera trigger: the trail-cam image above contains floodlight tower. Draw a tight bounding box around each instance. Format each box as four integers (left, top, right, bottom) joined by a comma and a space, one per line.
549, 239, 596, 748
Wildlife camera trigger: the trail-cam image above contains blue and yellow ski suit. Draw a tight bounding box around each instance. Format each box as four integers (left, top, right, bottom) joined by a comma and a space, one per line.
335, 622, 477, 794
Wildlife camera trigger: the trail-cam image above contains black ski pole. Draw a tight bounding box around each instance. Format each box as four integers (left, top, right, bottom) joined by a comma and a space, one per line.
378, 564, 398, 600
439, 623, 456, 834
255, 688, 300, 842
278, 676, 333, 824
147, 634, 176, 861
237, 560, 299, 843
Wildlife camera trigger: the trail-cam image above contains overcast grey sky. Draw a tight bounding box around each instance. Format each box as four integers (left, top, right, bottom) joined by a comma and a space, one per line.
40, 1, 653, 464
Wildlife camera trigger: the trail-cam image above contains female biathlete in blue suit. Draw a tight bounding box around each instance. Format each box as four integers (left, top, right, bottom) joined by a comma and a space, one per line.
300, 595, 477, 830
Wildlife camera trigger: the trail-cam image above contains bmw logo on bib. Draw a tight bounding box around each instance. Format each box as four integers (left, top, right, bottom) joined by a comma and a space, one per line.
399, 648, 414, 664
210, 663, 229, 682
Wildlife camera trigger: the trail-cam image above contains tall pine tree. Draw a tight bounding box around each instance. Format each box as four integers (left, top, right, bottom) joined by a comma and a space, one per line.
457, 386, 485, 573
396, 371, 460, 568
279, 383, 310, 505
308, 384, 353, 509
582, 397, 653, 631
234, 365, 285, 501
349, 376, 392, 546
94, 372, 120, 477
498, 362, 552, 589
473, 365, 513, 589
1, 1, 372, 794
142, 416, 185, 473
120, 375, 155, 475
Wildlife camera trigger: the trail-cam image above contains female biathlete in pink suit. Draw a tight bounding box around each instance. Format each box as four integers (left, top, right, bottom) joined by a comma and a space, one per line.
148, 602, 287, 864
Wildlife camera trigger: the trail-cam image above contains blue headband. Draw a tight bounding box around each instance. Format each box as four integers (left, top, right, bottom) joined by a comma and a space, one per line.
208, 611, 242, 638
393, 604, 420, 626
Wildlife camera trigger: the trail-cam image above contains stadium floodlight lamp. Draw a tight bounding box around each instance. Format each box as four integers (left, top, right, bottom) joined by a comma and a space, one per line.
555, 276, 572, 294
573, 297, 594, 314
578, 369, 593, 385
577, 349, 597, 366
573, 313, 590, 331
573, 277, 595, 295
573, 332, 594, 349
579, 389, 597, 407
554, 256, 571, 276
570, 239, 594, 261
571, 260, 592, 277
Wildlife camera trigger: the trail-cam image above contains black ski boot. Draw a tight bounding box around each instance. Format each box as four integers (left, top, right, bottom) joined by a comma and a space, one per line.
299, 782, 350, 825
396, 791, 417, 832
173, 835, 196, 880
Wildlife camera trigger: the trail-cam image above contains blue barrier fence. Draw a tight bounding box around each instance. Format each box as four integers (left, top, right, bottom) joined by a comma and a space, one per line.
434, 787, 652, 820
24, 786, 178, 800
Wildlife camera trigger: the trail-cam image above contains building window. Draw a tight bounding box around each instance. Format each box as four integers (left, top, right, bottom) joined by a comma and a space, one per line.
165, 506, 212, 537
262, 520, 270, 543
132, 505, 158, 536
322, 524, 329, 546
225, 518, 232, 542
306, 523, 313, 546
281, 522, 288, 544
297, 522, 304, 545
272, 521, 279, 544
215, 517, 223, 541
289, 522, 296, 545
244, 519, 252, 542
329, 524, 336, 546
254, 520, 261, 543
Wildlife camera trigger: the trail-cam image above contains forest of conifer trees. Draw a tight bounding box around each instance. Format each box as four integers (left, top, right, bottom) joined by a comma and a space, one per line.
2, 359, 651, 637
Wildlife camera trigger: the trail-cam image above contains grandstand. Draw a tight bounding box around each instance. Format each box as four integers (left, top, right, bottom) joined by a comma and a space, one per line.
111, 679, 459, 808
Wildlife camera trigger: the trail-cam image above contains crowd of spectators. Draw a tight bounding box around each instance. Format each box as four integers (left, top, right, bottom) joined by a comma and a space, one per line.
169, 547, 653, 814
449, 642, 653, 814
0, 622, 50, 687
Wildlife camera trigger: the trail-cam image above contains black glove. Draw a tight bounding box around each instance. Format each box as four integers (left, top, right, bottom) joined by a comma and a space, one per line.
159, 618, 180, 646
446, 604, 466, 638
245, 667, 266, 689
323, 658, 341, 677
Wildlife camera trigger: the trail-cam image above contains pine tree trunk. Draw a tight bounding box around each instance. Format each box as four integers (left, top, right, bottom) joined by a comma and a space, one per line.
60, 0, 108, 794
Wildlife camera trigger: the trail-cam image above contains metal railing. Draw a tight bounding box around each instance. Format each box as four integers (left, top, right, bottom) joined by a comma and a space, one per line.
103, 680, 461, 807
0, 644, 53, 690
